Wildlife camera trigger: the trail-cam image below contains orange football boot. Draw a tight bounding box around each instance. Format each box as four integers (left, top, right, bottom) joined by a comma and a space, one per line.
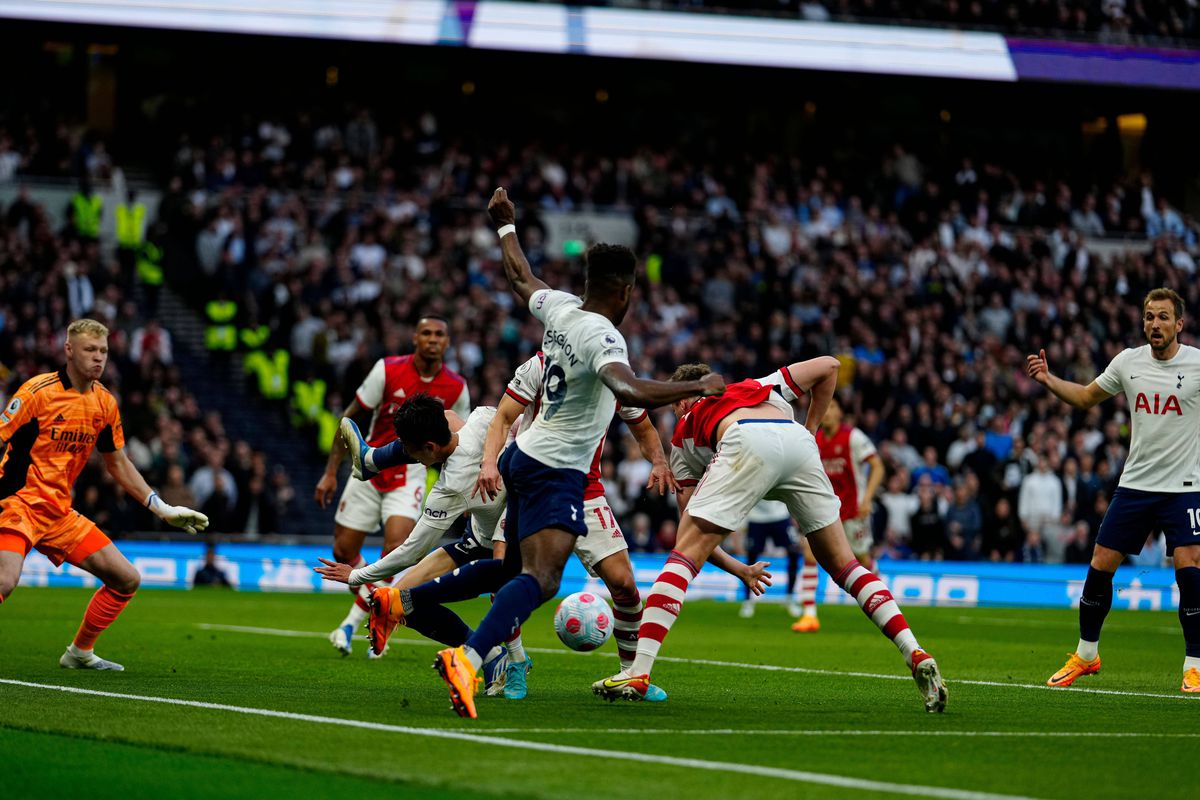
1046, 653, 1101, 687
368, 587, 406, 656
1181, 667, 1200, 694
791, 615, 821, 633
434, 646, 481, 718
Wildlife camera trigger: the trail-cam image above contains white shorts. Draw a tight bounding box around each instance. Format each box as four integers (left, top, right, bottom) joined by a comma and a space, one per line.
686, 420, 841, 535
843, 516, 873, 557
333, 470, 425, 532
493, 495, 628, 576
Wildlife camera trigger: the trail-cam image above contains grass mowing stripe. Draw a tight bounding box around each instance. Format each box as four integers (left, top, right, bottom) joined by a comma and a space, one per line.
952, 616, 1179, 635
0, 678, 1041, 800
196, 623, 1198, 702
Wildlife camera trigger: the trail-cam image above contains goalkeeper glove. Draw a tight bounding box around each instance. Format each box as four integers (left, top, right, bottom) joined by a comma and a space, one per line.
147, 492, 210, 534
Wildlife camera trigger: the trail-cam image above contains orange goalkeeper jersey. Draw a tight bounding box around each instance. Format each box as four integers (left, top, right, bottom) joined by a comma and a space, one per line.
0, 369, 125, 518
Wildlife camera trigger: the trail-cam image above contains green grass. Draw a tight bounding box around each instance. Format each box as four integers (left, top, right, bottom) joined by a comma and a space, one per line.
0, 588, 1194, 799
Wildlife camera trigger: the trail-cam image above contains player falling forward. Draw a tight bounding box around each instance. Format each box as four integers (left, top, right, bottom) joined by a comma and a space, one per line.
0, 319, 209, 670
797, 396, 886, 632
424, 188, 729, 718
1028, 288, 1200, 693
594, 358, 947, 713
314, 315, 469, 657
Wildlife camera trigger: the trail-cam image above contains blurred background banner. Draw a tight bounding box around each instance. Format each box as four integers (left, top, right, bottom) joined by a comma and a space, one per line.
5, 1, 1199, 88
16, 541, 1180, 610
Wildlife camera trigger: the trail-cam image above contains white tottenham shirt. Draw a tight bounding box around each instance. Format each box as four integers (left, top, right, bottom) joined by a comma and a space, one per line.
1094, 344, 1200, 492
516, 289, 631, 471
347, 407, 505, 587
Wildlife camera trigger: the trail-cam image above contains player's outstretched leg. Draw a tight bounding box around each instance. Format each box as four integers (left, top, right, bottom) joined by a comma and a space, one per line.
810, 522, 945, 712
594, 552, 667, 702
63, 544, 140, 671
1048, 561, 1114, 687
594, 548, 701, 702
791, 554, 820, 632
1175, 563, 1200, 692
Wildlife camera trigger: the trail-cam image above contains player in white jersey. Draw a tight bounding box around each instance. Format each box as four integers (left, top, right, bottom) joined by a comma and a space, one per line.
1028, 288, 1200, 693
321, 387, 766, 703
424, 188, 726, 718
314, 315, 470, 657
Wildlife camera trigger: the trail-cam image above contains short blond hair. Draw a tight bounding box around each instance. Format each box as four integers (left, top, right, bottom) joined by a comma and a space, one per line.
67, 318, 110, 339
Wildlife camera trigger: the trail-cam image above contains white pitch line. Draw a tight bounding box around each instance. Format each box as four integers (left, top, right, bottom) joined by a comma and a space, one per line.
0, 678, 1039, 800
952, 616, 1179, 635
478, 728, 1200, 738
194, 623, 1199, 702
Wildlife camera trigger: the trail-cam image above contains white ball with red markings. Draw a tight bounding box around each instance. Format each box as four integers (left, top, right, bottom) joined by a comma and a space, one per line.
553, 591, 613, 652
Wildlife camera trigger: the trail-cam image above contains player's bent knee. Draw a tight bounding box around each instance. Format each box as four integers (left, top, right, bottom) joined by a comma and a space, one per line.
112, 569, 141, 595
534, 572, 561, 601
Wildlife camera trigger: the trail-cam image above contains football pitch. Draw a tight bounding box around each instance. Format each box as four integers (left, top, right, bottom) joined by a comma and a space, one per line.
1, 588, 1193, 800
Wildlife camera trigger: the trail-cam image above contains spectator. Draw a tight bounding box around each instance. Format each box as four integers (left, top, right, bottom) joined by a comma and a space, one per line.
983, 497, 1022, 562
909, 483, 946, 560
1018, 455, 1064, 540
911, 446, 952, 489
192, 543, 233, 587
945, 481, 983, 560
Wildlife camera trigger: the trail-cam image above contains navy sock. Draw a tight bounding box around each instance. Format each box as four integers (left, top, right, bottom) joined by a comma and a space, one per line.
1079, 566, 1114, 643
407, 559, 509, 611
371, 440, 415, 470
786, 551, 800, 595
465, 574, 542, 657
1176, 567, 1200, 658
405, 606, 472, 647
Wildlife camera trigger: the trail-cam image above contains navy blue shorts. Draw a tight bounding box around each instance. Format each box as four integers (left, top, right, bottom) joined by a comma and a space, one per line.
1096, 487, 1200, 556
499, 442, 587, 541
442, 519, 493, 567
746, 519, 794, 554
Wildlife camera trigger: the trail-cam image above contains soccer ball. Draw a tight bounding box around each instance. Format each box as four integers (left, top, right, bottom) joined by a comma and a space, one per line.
553, 591, 613, 652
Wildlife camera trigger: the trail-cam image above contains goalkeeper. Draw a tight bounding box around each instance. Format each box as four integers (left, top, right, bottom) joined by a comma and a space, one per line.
0, 319, 209, 671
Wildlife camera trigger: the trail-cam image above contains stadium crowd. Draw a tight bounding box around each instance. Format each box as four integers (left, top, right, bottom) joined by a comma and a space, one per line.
0, 190, 299, 536
4, 104, 1199, 567
531, 0, 1200, 44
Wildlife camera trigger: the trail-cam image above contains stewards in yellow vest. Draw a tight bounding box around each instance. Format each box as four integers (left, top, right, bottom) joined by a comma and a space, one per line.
70, 182, 103, 241
205, 299, 238, 351
115, 193, 147, 250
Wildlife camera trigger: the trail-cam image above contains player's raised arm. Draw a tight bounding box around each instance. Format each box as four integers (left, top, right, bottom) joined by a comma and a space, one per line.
488, 187, 549, 306
1026, 348, 1112, 409
598, 362, 725, 410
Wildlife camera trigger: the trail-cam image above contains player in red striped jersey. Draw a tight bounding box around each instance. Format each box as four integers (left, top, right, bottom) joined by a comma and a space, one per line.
794, 397, 886, 633
594, 357, 947, 712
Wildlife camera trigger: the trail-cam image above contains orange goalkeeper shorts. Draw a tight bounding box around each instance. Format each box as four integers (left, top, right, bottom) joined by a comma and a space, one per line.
0, 498, 111, 567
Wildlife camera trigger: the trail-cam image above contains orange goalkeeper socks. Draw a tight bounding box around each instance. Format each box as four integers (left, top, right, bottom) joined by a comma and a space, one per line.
73, 585, 136, 651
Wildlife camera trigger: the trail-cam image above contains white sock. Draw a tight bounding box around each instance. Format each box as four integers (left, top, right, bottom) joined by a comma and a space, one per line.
1077, 639, 1099, 661
341, 603, 368, 630
364, 448, 378, 472
1184, 656, 1200, 672
68, 643, 93, 658
506, 634, 527, 663
463, 645, 484, 672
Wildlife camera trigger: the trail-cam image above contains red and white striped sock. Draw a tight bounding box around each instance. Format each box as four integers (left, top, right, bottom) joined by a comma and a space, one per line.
630, 551, 699, 677
505, 626, 527, 663
833, 559, 920, 667
610, 589, 643, 671
341, 556, 373, 627
801, 560, 819, 618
